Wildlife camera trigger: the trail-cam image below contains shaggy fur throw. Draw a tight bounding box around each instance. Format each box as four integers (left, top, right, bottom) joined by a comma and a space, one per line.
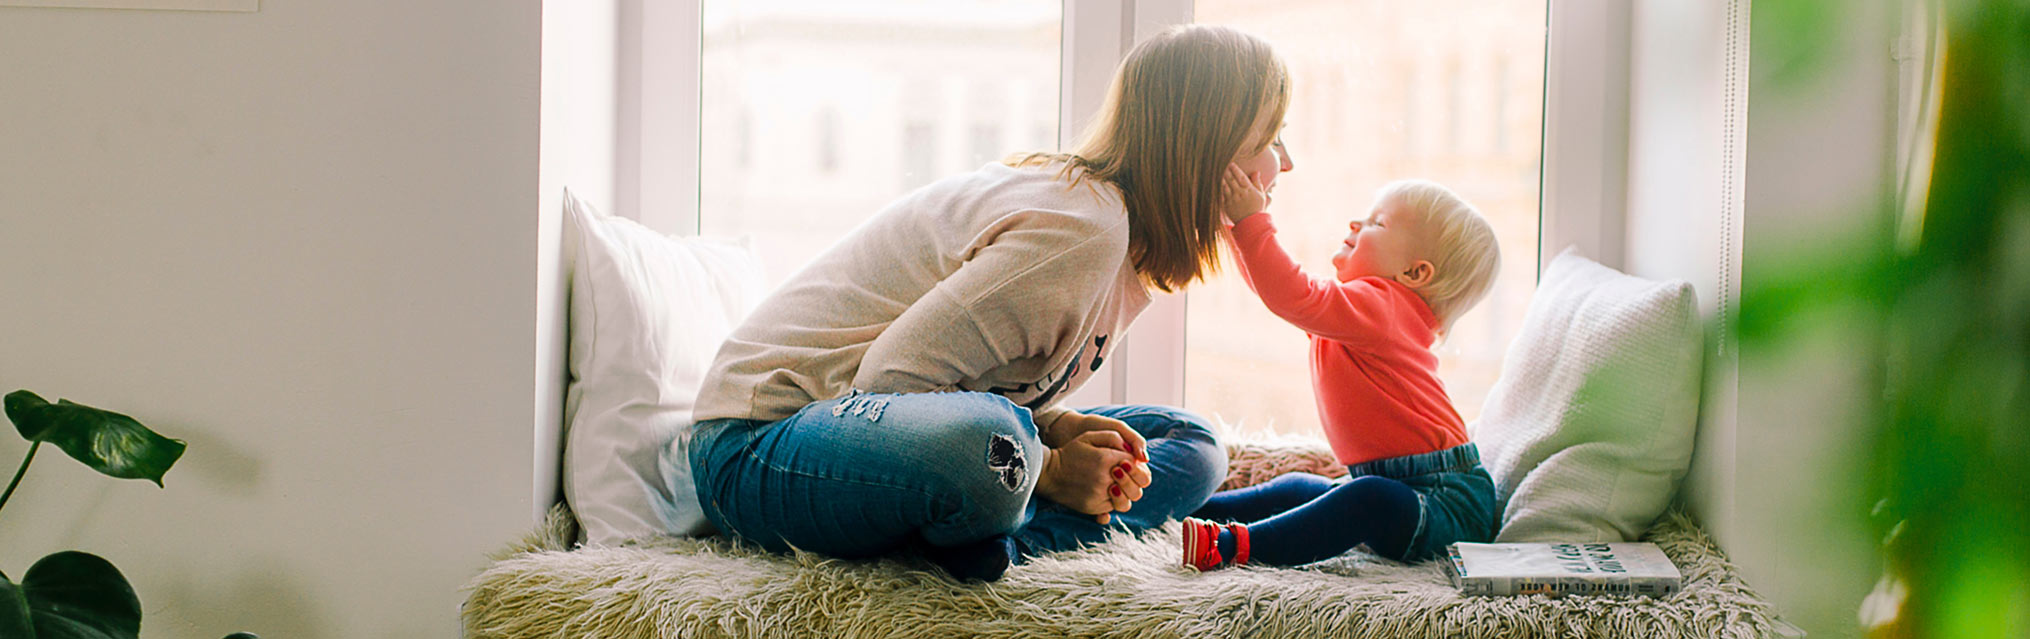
464, 440, 1784, 638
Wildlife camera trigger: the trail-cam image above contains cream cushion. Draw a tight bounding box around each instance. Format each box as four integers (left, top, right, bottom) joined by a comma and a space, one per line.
561, 190, 767, 545
1471, 248, 1704, 542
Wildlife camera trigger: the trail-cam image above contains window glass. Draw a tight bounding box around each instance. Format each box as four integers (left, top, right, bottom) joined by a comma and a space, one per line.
699, 0, 1061, 289
1188, 1, 1548, 437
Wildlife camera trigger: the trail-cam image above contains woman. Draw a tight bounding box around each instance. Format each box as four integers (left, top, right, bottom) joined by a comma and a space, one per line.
671, 24, 1296, 582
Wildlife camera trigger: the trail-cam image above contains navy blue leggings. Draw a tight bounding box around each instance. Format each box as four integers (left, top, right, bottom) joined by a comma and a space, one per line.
1189, 472, 1420, 566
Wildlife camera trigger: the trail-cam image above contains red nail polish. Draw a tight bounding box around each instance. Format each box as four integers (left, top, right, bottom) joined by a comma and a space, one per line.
1113, 467, 1125, 478
1110, 485, 1122, 496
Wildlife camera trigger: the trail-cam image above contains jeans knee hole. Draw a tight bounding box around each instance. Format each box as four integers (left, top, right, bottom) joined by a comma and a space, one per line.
986, 434, 1026, 492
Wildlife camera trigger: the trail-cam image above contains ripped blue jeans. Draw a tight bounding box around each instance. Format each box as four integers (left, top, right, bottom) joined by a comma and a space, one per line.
688, 391, 1228, 561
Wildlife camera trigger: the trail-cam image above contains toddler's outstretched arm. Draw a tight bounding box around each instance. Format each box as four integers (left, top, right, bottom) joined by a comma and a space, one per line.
1218, 171, 1401, 345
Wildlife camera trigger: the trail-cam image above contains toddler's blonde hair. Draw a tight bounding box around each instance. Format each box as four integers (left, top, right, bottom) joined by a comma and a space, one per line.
1377, 179, 1501, 334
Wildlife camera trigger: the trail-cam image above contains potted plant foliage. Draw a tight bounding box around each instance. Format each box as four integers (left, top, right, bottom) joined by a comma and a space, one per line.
1, 390, 188, 639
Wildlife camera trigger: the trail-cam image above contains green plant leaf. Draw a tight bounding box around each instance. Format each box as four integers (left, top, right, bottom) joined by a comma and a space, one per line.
3, 391, 185, 487
20, 551, 140, 639
1, 572, 36, 639
5, 390, 57, 440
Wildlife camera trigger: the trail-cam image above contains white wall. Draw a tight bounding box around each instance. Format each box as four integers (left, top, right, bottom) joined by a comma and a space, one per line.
1624, 0, 1741, 542
0, 2, 542, 638
1624, 0, 1734, 302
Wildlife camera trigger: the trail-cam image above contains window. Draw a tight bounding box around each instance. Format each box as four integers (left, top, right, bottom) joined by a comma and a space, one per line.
902, 120, 938, 191
646, 1, 1568, 434
970, 123, 1004, 170
736, 111, 752, 169
697, 0, 1061, 290
1185, 1, 1548, 438
816, 107, 840, 174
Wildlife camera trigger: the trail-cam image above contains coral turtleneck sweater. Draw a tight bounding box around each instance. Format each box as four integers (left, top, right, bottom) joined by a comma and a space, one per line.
1226, 213, 1469, 467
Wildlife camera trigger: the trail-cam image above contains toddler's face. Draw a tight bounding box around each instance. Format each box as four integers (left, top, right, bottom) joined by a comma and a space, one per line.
1331, 197, 1429, 284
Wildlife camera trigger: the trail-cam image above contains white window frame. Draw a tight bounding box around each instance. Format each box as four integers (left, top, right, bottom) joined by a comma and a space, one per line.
1061, 0, 1195, 410
1541, 0, 1632, 273
618, 0, 1625, 410
617, 0, 703, 234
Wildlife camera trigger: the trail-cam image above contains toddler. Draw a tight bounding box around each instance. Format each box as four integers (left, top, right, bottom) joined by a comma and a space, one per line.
1183, 166, 1503, 570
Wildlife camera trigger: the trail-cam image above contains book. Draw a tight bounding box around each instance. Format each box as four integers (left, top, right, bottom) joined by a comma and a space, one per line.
1444, 542, 1682, 597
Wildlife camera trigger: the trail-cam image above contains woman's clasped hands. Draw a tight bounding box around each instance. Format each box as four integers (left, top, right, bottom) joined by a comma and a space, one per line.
1036, 411, 1153, 525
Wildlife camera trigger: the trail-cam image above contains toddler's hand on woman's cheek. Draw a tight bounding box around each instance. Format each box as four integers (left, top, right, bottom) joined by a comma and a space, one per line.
1219, 163, 1269, 224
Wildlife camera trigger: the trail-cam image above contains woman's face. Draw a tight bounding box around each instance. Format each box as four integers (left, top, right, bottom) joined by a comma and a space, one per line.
1234, 117, 1294, 195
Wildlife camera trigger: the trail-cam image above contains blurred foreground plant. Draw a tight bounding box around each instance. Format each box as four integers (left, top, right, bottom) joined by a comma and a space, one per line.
1737, 1, 2029, 637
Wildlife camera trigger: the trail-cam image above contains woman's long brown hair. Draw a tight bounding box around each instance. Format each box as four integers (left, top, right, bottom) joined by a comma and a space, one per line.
1010, 25, 1289, 293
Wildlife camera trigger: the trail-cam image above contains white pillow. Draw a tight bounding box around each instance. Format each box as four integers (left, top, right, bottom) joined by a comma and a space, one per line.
562, 190, 767, 545
1470, 248, 1703, 543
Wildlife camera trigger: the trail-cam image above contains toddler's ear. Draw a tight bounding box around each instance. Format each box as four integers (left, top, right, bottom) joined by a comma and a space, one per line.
1395, 260, 1436, 289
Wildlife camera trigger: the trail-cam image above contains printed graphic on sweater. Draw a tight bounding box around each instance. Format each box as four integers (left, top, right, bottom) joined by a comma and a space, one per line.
966, 333, 1111, 410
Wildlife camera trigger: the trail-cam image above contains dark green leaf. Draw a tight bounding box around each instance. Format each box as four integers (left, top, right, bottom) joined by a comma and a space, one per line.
3, 391, 185, 487
21, 552, 139, 639
1, 572, 36, 639
6, 390, 55, 441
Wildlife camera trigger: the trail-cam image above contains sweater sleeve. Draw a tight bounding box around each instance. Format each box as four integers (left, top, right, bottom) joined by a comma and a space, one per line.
851, 211, 1121, 402
1227, 213, 1398, 345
